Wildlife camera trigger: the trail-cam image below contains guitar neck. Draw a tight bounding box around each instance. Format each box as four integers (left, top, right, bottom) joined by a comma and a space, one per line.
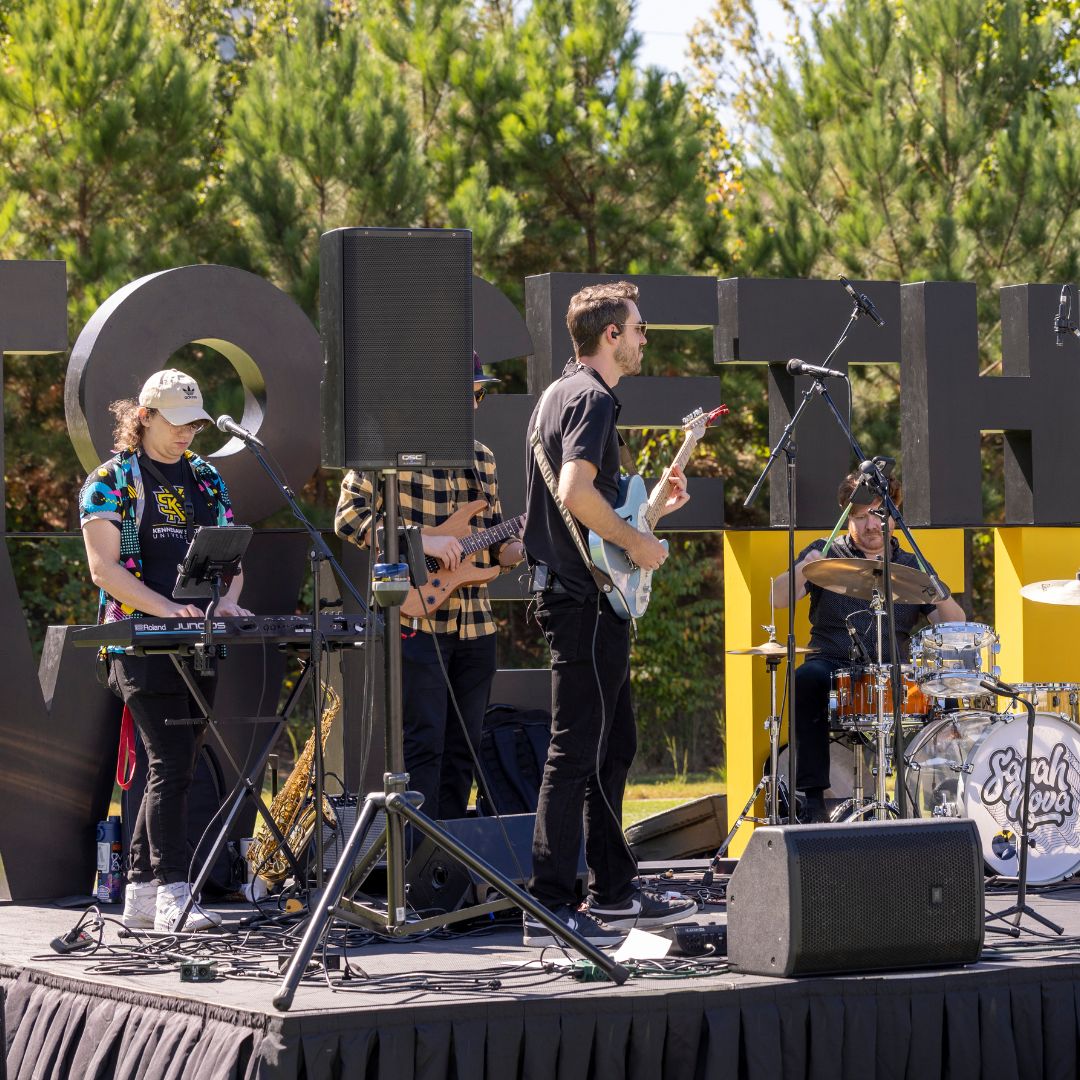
643, 433, 699, 533
424, 513, 526, 571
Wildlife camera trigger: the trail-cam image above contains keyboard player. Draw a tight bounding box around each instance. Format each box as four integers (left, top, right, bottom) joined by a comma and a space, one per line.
79, 370, 251, 933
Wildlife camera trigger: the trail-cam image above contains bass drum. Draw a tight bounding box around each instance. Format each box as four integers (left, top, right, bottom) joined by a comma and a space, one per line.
904, 710, 1080, 883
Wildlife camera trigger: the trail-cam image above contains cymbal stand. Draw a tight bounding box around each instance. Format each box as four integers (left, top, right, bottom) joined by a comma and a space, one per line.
980, 678, 1064, 937
713, 635, 785, 862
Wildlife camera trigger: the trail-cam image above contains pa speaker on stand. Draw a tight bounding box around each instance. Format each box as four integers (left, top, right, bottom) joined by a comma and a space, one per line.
320, 226, 475, 470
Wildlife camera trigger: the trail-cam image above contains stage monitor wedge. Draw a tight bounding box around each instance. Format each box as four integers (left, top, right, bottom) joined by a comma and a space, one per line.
727, 819, 984, 977
321, 227, 474, 470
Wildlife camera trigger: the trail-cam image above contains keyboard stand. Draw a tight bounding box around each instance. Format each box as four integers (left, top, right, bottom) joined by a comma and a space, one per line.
165, 652, 318, 928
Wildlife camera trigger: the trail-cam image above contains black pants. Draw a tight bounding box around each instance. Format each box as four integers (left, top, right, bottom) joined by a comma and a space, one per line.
108, 654, 213, 886
793, 657, 845, 792
530, 592, 638, 909
401, 629, 496, 821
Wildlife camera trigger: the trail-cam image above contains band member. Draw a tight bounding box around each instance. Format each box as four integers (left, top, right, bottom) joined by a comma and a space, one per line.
772, 471, 965, 822
521, 281, 696, 947
80, 369, 250, 931
335, 354, 524, 826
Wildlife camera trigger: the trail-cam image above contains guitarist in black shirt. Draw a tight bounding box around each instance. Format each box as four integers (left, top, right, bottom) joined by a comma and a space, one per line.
521, 281, 695, 947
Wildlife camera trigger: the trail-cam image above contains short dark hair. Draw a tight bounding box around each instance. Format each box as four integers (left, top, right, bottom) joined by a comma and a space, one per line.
837, 470, 902, 508
566, 281, 640, 358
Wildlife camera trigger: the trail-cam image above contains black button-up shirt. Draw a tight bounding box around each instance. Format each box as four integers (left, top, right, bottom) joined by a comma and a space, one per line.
800, 535, 936, 663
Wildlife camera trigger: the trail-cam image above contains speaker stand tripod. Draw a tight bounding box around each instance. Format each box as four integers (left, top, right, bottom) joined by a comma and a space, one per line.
273, 472, 628, 1010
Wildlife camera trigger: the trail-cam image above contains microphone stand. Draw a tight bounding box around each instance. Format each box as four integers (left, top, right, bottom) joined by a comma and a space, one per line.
231, 434, 374, 892
744, 304, 862, 821
980, 678, 1065, 937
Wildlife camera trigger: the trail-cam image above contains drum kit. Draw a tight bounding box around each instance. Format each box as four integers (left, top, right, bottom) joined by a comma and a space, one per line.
727, 561, 1080, 887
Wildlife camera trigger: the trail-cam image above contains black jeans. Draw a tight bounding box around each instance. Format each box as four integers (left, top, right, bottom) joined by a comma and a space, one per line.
530, 592, 638, 909
793, 657, 845, 792
401, 629, 496, 821
108, 654, 213, 886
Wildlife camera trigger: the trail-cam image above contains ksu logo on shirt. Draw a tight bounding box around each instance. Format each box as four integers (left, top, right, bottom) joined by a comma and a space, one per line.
154, 485, 186, 526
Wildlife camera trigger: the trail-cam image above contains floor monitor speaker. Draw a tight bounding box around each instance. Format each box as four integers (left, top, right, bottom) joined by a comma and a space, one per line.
320, 226, 474, 470
727, 818, 984, 977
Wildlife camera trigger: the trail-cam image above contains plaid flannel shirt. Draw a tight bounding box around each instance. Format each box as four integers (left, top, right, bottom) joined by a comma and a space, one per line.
334, 441, 508, 638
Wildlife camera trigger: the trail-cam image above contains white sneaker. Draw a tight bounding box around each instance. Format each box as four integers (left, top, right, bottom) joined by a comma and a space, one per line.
154, 881, 223, 932
121, 882, 157, 929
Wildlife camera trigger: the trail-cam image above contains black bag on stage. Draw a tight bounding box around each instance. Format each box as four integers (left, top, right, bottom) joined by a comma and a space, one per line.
475, 703, 552, 816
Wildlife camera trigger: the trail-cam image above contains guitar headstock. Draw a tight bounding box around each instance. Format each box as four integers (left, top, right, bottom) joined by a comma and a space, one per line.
681, 404, 729, 438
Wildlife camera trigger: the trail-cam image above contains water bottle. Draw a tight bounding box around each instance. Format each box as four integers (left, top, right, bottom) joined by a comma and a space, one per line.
95, 815, 123, 903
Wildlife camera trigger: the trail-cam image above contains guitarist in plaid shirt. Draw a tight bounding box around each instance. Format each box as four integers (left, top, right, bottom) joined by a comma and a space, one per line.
334, 354, 525, 823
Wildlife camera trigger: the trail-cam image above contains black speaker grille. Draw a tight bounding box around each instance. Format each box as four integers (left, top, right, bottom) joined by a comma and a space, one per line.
337, 228, 473, 469
794, 823, 982, 973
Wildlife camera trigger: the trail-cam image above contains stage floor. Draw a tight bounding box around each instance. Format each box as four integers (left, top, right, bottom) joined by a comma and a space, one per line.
7, 876, 1080, 1078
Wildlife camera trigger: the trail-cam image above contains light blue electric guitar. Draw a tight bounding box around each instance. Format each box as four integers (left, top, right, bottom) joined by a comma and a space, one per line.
589, 405, 728, 619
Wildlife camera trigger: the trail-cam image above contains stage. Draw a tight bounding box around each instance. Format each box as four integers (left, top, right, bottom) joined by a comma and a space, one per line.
6, 876, 1080, 1079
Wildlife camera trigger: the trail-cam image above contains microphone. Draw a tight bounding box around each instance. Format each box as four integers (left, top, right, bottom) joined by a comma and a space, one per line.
1055, 284, 1072, 346
786, 357, 847, 380
839, 276, 886, 327
216, 415, 265, 448
845, 618, 871, 665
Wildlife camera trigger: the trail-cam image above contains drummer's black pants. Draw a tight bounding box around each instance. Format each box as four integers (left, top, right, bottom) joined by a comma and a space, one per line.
793, 657, 846, 792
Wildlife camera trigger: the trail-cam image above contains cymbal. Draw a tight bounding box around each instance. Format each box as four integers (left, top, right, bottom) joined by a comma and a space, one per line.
726, 641, 818, 657
802, 557, 942, 604
1020, 578, 1080, 606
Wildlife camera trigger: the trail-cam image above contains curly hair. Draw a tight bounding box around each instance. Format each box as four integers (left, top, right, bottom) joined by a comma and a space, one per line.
109, 399, 148, 451
565, 281, 640, 358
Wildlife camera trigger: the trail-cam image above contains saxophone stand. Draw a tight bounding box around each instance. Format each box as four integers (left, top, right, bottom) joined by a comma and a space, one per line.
980, 678, 1065, 938
273, 472, 629, 1011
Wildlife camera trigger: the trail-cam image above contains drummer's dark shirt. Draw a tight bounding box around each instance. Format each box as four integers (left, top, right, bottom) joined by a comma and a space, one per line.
798, 535, 937, 663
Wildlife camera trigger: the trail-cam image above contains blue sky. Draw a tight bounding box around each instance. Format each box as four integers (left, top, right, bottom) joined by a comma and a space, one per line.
632, 0, 788, 75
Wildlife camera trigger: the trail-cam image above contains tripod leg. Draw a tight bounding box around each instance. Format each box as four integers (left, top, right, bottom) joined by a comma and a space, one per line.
712, 775, 769, 864
390, 795, 629, 985
274, 796, 383, 1011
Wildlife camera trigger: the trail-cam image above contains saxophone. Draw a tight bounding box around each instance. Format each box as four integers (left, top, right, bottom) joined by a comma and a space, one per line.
246, 681, 341, 889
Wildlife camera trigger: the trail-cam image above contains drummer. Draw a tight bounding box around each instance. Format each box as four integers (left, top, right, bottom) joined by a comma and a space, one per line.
773, 470, 965, 822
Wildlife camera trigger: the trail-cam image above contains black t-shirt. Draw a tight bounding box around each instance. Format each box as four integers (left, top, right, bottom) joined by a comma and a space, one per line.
799, 535, 937, 663
523, 361, 622, 601
138, 454, 219, 600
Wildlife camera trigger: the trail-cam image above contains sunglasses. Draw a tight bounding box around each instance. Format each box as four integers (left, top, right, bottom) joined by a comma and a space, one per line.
474, 387, 488, 404
616, 321, 648, 335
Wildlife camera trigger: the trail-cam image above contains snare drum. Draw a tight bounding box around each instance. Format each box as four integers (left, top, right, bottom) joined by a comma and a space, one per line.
910, 621, 1000, 696
904, 710, 1080, 883
829, 664, 932, 729
1010, 683, 1080, 725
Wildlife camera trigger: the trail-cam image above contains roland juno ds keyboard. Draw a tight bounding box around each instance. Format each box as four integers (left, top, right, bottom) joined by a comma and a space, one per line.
71, 614, 369, 653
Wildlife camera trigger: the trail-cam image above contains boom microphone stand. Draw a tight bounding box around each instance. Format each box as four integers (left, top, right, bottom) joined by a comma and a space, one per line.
273, 472, 628, 1011
980, 678, 1065, 937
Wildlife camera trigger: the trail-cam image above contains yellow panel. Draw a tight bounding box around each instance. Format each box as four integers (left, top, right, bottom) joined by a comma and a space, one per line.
723, 527, 966, 854
994, 528, 1080, 684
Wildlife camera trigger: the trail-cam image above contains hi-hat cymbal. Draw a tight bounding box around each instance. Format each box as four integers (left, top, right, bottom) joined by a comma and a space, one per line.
726, 641, 818, 657
1020, 578, 1080, 606
802, 557, 942, 604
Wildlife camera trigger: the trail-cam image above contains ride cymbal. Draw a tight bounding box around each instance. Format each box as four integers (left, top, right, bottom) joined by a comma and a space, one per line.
1020, 578, 1080, 606
802, 557, 941, 604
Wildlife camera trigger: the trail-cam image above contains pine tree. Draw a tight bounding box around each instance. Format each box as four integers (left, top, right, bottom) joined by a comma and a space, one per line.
225, 0, 425, 312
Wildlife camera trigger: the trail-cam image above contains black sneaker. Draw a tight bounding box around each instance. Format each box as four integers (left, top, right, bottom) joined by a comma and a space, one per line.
522, 904, 627, 949
584, 887, 697, 929
801, 794, 831, 824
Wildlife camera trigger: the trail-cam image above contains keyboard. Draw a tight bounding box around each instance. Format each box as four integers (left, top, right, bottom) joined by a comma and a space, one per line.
71, 613, 370, 651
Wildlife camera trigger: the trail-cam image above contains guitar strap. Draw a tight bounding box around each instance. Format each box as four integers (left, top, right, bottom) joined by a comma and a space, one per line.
529, 378, 617, 598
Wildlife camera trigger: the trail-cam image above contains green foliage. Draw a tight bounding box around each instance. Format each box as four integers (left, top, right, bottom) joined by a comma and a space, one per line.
225, 0, 426, 312
630, 533, 725, 773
